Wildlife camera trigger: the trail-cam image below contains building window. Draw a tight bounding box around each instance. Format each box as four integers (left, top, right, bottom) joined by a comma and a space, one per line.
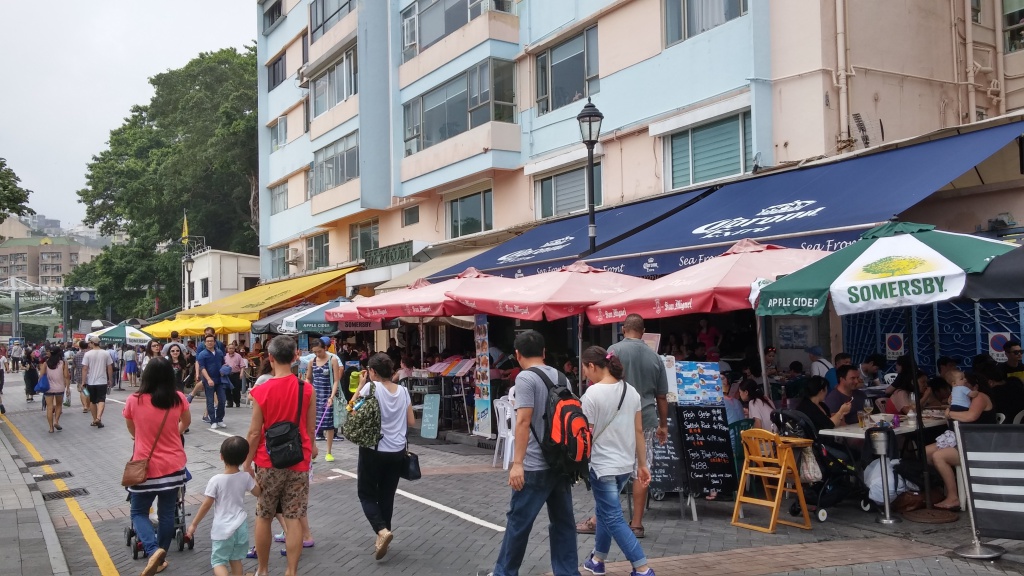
350, 218, 379, 260
310, 0, 353, 42
40, 264, 63, 274
12, 265, 26, 274
306, 233, 330, 270
302, 34, 309, 64
270, 247, 288, 277
669, 111, 753, 189
200, 278, 210, 298
302, 98, 311, 133
403, 58, 515, 155
449, 189, 492, 238
268, 54, 287, 90
188, 281, 195, 301
270, 183, 289, 214
312, 131, 359, 196
264, 1, 283, 30
665, 0, 748, 46
270, 116, 287, 151
402, 0, 513, 62
535, 27, 599, 115
70, 253, 79, 264
40, 252, 61, 262
972, 0, 981, 22
537, 164, 602, 219
402, 205, 420, 227
1006, 2, 1024, 52
312, 46, 358, 118
243, 277, 260, 291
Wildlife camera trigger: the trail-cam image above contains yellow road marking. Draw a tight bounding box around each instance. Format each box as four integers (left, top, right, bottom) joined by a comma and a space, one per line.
2, 415, 119, 576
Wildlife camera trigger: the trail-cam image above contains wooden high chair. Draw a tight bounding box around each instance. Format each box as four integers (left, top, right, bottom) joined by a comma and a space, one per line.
731, 428, 812, 533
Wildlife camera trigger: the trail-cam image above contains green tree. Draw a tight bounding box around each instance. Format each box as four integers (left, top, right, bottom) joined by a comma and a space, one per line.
64, 245, 183, 320
0, 158, 35, 223
77, 46, 258, 252
861, 256, 926, 277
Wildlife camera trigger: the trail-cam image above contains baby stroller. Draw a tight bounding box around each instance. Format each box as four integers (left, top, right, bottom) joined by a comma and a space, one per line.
124, 471, 195, 558
770, 410, 867, 522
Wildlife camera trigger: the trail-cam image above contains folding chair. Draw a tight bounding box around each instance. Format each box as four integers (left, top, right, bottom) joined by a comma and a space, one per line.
731, 428, 812, 533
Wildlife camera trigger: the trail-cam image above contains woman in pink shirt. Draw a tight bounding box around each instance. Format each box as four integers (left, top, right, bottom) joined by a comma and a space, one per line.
224, 343, 248, 408
123, 357, 192, 576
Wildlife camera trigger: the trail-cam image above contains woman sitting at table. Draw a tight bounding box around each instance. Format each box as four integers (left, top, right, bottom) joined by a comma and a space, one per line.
925, 371, 997, 510
885, 370, 928, 415
921, 376, 952, 409
739, 379, 776, 432
796, 376, 851, 432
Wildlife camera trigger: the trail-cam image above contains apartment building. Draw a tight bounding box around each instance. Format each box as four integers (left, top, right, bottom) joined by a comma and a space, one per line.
0, 237, 100, 287
257, 0, 1024, 289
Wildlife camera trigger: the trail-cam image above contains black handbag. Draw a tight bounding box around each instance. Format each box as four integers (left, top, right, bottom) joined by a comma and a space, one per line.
401, 444, 421, 481
265, 379, 305, 469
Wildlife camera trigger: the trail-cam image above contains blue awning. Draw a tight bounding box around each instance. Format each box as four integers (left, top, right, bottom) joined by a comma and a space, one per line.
586, 121, 1024, 276
430, 188, 711, 279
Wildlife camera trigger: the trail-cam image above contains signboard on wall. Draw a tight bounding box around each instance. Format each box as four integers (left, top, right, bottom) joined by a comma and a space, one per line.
885, 333, 905, 360
989, 332, 1011, 363
473, 314, 491, 438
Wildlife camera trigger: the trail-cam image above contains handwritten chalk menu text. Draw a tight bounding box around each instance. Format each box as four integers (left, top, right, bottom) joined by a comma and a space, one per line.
648, 410, 686, 496
677, 406, 736, 496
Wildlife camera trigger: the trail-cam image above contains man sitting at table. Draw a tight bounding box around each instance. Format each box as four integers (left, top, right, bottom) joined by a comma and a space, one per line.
824, 365, 865, 425
859, 354, 885, 388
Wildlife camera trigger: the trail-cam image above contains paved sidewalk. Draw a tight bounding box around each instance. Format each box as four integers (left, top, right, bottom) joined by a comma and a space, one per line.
0, 416, 70, 576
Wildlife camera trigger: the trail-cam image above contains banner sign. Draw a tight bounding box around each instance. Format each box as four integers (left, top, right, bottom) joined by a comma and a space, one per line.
473, 314, 491, 437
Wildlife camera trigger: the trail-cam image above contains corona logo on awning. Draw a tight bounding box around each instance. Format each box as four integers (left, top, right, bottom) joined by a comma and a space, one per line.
691, 200, 826, 239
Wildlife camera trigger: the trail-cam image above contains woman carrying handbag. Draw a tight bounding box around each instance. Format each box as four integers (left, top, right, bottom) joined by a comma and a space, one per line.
123, 357, 191, 576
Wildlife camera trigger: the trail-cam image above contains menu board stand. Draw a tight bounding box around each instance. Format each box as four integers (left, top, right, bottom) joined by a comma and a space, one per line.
647, 408, 699, 521
677, 405, 737, 498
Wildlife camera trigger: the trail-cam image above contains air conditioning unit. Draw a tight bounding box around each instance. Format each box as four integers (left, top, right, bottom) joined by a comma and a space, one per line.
285, 247, 302, 267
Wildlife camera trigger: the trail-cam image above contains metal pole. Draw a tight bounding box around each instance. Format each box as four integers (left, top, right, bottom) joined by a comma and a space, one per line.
586, 144, 597, 255
62, 290, 69, 344
12, 291, 19, 339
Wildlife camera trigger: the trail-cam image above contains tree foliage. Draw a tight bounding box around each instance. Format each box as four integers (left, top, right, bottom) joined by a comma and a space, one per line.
862, 256, 926, 277
64, 245, 183, 320
0, 158, 35, 223
77, 46, 258, 253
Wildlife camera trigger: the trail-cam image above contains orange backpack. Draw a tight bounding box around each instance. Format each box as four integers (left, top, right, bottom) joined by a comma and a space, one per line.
527, 367, 592, 486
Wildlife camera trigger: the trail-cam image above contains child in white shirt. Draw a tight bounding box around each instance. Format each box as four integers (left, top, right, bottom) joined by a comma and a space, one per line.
187, 436, 261, 576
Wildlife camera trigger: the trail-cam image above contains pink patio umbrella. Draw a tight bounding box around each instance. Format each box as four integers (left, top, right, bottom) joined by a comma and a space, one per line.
357, 268, 492, 319
587, 240, 831, 324
445, 261, 650, 321
323, 299, 369, 322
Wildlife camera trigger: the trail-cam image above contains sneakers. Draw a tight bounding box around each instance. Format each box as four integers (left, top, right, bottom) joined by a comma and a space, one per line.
374, 528, 393, 560
202, 415, 210, 423
246, 545, 257, 559
325, 453, 335, 462
217, 422, 227, 428
630, 569, 655, 576
583, 554, 606, 575
211, 423, 219, 430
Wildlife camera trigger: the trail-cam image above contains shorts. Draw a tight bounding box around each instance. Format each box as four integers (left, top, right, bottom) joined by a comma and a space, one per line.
86, 385, 107, 404
633, 428, 657, 478
254, 466, 308, 520
125, 360, 138, 374
935, 430, 958, 449
210, 521, 249, 567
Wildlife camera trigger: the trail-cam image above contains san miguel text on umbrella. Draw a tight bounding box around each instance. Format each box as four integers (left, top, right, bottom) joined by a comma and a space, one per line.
847, 276, 947, 304
654, 298, 694, 314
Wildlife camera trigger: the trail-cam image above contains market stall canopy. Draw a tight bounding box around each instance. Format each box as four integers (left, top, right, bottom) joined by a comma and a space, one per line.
755, 222, 1016, 316
250, 304, 316, 334
175, 267, 357, 320
961, 245, 1024, 300
144, 319, 177, 339
429, 189, 711, 280
86, 322, 154, 346
587, 240, 831, 324
445, 261, 650, 321
374, 247, 490, 293
585, 121, 1024, 277
360, 269, 492, 319
281, 299, 349, 333
177, 314, 252, 336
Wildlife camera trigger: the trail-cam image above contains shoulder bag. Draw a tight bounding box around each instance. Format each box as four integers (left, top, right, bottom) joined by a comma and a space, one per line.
122, 408, 171, 487
34, 373, 50, 394
344, 381, 383, 448
401, 443, 421, 481
264, 379, 306, 469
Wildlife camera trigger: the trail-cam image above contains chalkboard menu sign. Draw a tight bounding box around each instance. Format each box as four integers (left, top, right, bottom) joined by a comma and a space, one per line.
677, 406, 737, 496
648, 410, 686, 496
420, 394, 440, 439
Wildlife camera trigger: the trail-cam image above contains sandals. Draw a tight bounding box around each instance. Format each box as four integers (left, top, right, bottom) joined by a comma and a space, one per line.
934, 501, 961, 511
630, 525, 646, 538
576, 517, 597, 534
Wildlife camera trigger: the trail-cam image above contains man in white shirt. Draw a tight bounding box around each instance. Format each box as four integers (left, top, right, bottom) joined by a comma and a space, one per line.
81, 336, 113, 428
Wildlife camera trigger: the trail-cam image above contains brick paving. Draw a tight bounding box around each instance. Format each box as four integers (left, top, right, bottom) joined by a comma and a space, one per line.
0, 387, 1021, 575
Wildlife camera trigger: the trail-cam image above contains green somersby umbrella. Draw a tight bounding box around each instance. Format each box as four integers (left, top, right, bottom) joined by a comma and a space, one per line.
756, 222, 1016, 317
86, 322, 155, 347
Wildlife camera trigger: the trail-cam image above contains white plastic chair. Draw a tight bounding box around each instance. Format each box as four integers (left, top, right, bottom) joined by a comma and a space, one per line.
883, 372, 897, 386
492, 398, 515, 470
1013, 410, 1024, 425
995, 412, 1006, 425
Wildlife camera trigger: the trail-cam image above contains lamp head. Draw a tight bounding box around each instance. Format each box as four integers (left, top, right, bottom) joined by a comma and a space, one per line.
183, 254, 194, 274
576, 97, 603, 146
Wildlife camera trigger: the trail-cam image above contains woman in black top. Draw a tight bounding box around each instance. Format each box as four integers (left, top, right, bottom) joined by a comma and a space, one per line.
796, 376, 851, 432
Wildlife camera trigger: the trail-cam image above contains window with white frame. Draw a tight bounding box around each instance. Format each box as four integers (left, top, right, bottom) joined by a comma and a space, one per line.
270, 116, 287, 151
350, 218, 378, 260
311, 131, 359, 196
402, 205, 420, 227
664, 0, 748, 46
536, 164, 602, 219
536, 27, 599, 115
403, 59, 515, 155
312, 46, 358, 118
306, 233, 330, 270
270, 247, 288, 277
268, 54, 287, 90
401, 0, 513, 62
449, 189, 492, 238
310, 0, 353, 42
668, 111, 753, 189
270, 183, 288, 214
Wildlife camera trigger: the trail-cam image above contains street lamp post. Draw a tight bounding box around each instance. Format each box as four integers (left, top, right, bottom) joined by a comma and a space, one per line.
577, 98, 604, 255
183, 255, 194, 311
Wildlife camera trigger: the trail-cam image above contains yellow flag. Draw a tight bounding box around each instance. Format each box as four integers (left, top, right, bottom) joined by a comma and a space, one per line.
181, 213, 189, 244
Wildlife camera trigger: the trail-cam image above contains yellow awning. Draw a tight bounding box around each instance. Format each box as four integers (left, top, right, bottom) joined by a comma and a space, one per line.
178, 314, 252, 336
177, 267, 358, 320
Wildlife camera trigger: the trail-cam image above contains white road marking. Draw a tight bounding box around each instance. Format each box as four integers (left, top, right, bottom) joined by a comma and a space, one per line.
330, 468, 505, 532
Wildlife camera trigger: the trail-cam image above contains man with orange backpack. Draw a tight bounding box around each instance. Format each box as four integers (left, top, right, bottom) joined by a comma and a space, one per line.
485, 330, 586, 576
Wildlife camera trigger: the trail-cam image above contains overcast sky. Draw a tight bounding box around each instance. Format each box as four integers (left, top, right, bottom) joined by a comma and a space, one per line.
0, 0, 255, 228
